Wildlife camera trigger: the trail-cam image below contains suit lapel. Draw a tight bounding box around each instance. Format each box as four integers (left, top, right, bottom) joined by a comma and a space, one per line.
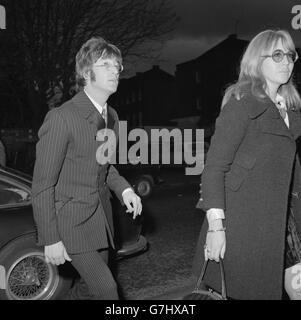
71, 90, 106, 129
106, 106, 116, 132
260, 109, 293, 139
242, 89, 299, 140
71, 90, 95, 118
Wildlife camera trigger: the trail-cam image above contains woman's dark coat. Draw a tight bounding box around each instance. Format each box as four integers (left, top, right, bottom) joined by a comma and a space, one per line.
193, 91, 301, 300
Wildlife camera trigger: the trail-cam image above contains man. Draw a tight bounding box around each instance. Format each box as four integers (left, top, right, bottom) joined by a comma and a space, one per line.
32, 37, 142, 300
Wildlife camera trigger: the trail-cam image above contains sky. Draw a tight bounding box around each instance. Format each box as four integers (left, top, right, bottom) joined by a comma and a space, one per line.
133, 0, 301, 75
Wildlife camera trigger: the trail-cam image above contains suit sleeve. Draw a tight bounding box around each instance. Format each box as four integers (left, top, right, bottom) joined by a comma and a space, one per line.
106, 164, 132, 203
32, 109, 69, 246
199, 98, 250, 211
105, 107, 132, 203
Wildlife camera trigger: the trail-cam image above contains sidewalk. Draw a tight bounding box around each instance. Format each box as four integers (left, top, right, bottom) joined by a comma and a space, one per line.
116, 175, 204, 300
138, 277, 196, 300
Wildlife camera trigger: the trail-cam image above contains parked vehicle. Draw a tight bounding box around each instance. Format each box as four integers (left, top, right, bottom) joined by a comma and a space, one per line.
117, 163, 164, 199
0, 166, 147, 300
5, 139, 163, 200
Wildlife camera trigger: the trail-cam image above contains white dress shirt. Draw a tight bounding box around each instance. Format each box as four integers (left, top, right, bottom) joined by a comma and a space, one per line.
84, 89, 107, 123
275, 93, 289, 128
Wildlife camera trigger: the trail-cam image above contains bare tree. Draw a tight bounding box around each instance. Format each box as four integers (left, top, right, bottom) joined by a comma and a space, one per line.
0, 0, 177, 127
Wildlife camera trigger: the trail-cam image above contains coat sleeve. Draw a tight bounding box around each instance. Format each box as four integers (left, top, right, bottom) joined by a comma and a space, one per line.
106, 164, 132, 203
31, 109, 69, 246
199, 98, 250, 211
106, 108, 132, 203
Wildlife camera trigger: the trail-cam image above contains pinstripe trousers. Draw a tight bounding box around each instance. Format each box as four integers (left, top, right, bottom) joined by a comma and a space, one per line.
66, 249, 119, 300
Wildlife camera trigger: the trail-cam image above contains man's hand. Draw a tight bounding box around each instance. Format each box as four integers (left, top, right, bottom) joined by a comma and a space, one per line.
45, 241, 72, 265
122, 189, 142, 219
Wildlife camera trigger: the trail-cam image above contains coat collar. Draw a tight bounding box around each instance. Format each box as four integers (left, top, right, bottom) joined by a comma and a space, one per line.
288, 109, 301, 140
242, 92, 270, 119
71, 90, 96, 119
256, 96, 301, 141
240, 90, 297, 139
106, 106, 115, 131
71, 90, 116, 131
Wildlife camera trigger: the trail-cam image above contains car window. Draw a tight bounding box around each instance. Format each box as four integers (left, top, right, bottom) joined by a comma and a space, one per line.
0, 179, 30, 206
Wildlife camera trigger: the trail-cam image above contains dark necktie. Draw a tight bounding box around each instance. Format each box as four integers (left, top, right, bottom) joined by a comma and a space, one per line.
94, 110, 106, 130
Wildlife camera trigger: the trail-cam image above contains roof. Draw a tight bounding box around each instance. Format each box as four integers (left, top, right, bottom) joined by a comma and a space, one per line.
177, 34, 249, 68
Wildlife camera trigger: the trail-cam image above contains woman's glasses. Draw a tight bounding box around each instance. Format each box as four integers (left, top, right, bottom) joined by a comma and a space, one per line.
261, 49, 299, 63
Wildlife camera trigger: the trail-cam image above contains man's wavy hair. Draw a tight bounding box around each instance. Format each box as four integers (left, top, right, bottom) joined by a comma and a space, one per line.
75, 37, 122, 89
222, 29, 301, 111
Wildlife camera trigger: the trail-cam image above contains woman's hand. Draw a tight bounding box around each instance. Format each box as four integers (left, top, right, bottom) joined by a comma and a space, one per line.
204, 219, 226, 262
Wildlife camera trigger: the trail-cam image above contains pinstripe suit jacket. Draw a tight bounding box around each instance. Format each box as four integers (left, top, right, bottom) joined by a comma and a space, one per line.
32, 90, 131, 254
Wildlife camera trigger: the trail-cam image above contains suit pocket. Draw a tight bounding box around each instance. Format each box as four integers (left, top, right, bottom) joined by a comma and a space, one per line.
225, 152, 256, 191
58, 196, 99, 227
260, 119, 290, 138
54, 198, 73, 214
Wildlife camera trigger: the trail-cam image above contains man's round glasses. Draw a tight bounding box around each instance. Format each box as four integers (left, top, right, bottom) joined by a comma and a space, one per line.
94, 62, 123, 73
261, 49, 299, 63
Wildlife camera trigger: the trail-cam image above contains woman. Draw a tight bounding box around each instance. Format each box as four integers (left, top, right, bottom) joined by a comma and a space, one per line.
193, 29, 301, 300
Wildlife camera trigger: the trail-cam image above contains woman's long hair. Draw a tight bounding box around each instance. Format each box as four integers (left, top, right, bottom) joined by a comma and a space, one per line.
222, 29, 301, 110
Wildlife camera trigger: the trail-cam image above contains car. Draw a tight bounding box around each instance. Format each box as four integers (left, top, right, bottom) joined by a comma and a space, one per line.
0, 166, 147, 300
5, 139, 163, 200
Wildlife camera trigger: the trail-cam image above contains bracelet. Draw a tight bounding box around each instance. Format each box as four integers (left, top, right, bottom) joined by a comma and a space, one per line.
207, 227, 226, 233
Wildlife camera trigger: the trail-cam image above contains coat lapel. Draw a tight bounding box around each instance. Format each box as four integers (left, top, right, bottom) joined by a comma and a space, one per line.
288, 109, 301, 140
71, 90, 96, 119
259, 106, 293, 139
243, 90, 295, 140
106, 106, 116, 132
252, 96, 294, 139
71, 90, 106, 130
71, 92, 117, 155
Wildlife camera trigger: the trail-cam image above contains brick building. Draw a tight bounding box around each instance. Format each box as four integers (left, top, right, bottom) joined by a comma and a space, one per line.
109, 65, 175, 129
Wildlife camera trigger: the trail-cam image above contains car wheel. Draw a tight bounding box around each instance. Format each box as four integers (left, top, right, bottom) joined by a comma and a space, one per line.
0, 234, 73, 300
134, 175, 153, 198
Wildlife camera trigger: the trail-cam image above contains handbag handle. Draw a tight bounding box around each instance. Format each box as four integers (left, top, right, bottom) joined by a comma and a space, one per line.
195, 259, 227, 299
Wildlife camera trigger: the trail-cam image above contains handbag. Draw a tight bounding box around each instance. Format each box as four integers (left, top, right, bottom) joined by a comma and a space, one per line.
183, 259, 227, 300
